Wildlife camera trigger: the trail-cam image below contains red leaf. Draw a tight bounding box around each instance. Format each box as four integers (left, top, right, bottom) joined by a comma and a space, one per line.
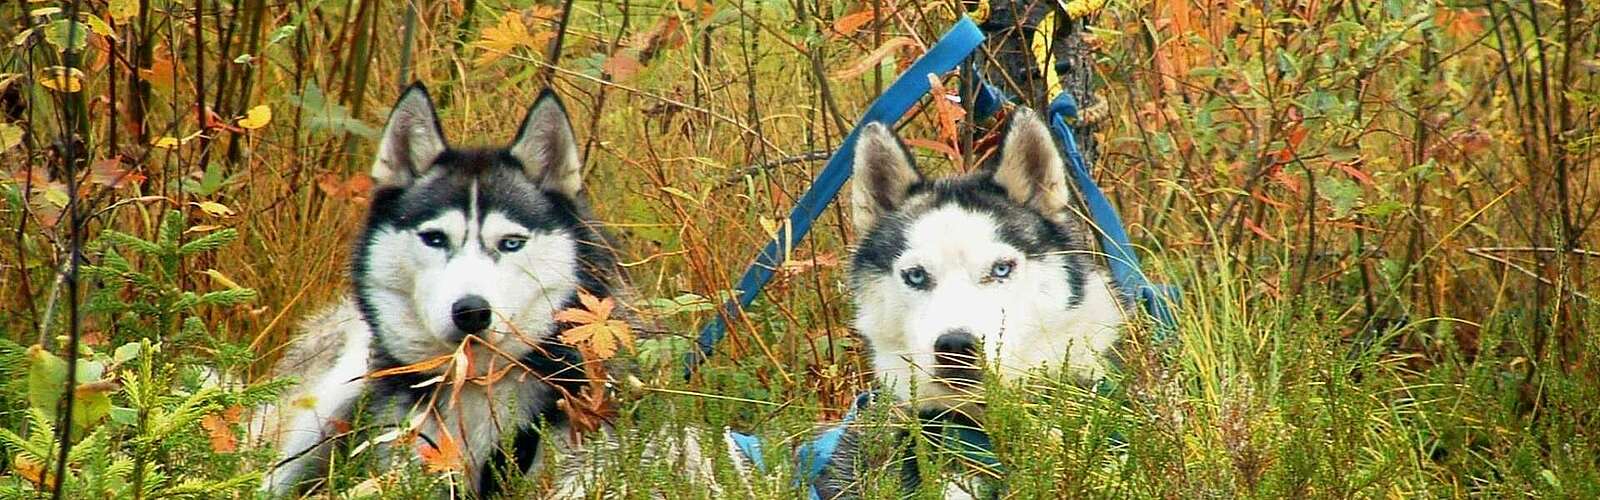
1244, 217, 1278, 242
1334, 161, 1374, 186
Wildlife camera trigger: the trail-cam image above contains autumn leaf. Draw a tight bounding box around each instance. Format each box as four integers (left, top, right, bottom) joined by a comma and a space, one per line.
603, 50, 643, 81
1437, 8, 1484, 40
925, 74, 966, 167
196, 200, 236, 218
418, 430, 464, 473
833, 37, 919, 80
365, 353, 453, 379
37, 66, 83, 93
201, 406, 243, 453
556, 291, 634, 360
89, 159, 144, 189
238, 104, 272, 130
473, 12, 553, 67
0, 123, 23, 153
13, 454, 53, 490
831, 10, 876, 39
1244, 217, 1278, 242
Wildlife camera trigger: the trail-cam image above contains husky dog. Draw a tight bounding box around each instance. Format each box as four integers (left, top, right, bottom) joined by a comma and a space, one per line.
818, 109, 1127, 498
255, 83, 621, 497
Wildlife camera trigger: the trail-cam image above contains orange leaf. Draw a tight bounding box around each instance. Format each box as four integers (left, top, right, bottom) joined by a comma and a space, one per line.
366, 353, 453, 379
14, 454, 52, 489
602, 51, 643, 81
1244, 217, 1278, 242
1334, 162, 1374, 187
832, 37, 919, 79
419, 431, 464, 473
831, 10, 875, 39
902, 137, 960, 161
201, 406, 243, 453
89, 159, 145, 189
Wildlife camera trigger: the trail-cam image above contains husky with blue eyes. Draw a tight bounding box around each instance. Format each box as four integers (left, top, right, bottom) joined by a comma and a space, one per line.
255, 83, 622, 497
819, 109, 1128, 498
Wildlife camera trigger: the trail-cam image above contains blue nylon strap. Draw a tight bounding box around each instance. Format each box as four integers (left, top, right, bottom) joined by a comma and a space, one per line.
686, 17, 988, 377
1047, 94, 1179, 331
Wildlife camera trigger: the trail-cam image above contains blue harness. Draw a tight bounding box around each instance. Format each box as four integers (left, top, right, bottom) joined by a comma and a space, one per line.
703, 14, 1180, 498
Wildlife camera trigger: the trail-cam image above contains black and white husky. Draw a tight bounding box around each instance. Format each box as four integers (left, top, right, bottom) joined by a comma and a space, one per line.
818, 109, 1128, 498
255, 83, 622, 496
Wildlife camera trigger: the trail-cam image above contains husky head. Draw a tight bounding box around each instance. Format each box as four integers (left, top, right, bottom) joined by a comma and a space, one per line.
353, 84, 615, 368
847, 109, 1125, 411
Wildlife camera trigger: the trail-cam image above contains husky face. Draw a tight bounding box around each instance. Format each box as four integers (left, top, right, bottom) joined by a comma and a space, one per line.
848, 110, 1125, 410
354, 85, 609, 368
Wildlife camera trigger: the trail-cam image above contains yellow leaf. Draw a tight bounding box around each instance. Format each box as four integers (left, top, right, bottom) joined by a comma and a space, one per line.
472, 13, 552, 67
152, 136, 181, 149
237, 104, 271, 130
555, 291, 633, 360
36, 66, 83, 93
196, 201, 236, 218
108, 0, 138, 21
203, 269, 242, 290
0, 123, 22, 152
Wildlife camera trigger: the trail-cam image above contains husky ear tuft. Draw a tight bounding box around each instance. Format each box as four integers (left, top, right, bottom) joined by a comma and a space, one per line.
993, 108, 1072, 215
373, 83, 448, 188
510, 90, 583, 198
849, 122, 920, 232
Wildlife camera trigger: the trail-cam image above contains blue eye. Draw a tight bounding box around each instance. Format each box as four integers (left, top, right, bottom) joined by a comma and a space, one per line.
497, 237, 527, 253
990, 259, 1015, 279
901, 266, 930, 289
419, 230, 449, 248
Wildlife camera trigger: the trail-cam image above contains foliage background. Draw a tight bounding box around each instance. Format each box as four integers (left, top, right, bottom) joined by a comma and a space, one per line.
1, 0, 1597, 497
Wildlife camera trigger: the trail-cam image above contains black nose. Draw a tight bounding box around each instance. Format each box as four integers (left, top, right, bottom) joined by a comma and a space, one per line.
450, 295, 492, 335
934, 329, 979, 367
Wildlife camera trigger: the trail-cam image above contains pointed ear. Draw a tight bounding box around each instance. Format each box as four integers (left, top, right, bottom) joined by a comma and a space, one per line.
849, 122, 921, 232
992, 108, 1071, 214
510, 90, 583, 198
373, 83, 448, 188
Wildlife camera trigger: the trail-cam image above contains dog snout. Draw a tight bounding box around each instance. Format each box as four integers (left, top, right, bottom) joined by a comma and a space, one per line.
933, 329, 979, 368
450, 295, 493, 337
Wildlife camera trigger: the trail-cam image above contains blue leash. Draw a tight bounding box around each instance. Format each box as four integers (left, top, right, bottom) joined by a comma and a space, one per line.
1047, 94, 1180, 333
685, 17, 988, 378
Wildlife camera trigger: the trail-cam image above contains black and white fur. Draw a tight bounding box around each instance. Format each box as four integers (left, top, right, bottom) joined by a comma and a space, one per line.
818, 109, 1127, 498
255, 83, 620, 497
